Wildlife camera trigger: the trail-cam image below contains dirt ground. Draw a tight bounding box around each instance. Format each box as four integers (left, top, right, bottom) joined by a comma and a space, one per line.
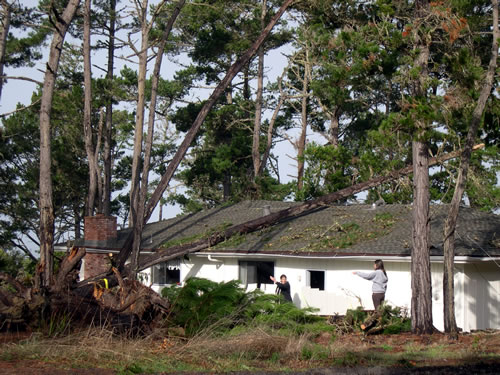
1, 330, 499, 374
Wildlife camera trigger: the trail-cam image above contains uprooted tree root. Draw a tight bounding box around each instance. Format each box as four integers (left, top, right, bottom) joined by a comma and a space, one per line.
0, 248, 170, 337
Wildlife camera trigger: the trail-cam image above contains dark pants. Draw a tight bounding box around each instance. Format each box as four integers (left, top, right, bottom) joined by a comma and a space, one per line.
372, 293, 385, 310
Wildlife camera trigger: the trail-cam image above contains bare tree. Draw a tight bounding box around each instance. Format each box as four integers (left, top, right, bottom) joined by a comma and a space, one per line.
296, 41, 311, 191
443, 0, 499, 336
129, 0, 153, 228
38, 0, 81, 288
102, 0, 117, 216
83, 0, 99, 216
259, 72, 286, 176
252, 0, 267, 179
282, 26, 313, 191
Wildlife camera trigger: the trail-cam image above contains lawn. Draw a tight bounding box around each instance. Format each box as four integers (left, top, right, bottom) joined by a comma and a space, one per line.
1, 328, 499, 374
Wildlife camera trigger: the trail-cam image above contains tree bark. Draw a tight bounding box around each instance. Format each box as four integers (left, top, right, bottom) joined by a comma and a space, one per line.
38, 0, 81, 288
259, 76, 284, 176
296, 43, 311, 191
102, 0, 116, 216
252, 0, 267, 179
0, 0, 12, 101
129, 0, 150, 229
83, 0, 98, 216
411, 139, 433, 334
51, 247, 86, 293
95, 108, 104, 211
410, 0, 434, 334
129, 0, 186, 277
442, 0, 499, 336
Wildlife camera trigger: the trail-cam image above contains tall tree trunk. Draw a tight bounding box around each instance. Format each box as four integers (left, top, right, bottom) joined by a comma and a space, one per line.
328, 108, 339, 148
129, 0, 185, 278
410, 0, 433, 334
411, 139, 433, 333
0, 0, 11, 101
94, 108, 104, 208
74, 205, 81, 240
296, 45, 310, 191
38, 0, 81, 288
316, 97, 340, 147
443, 0, 499, 336
129, 0, 150, 228
115, 0, 295, 269
259, 75, 284, 176
102, 0, 116, 216
252, 0, 266, 180
83, 0, 97, 216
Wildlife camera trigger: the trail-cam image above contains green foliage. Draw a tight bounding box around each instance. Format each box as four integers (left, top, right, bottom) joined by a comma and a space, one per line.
161, 277, 323, 337
301, 343, 330, 361
378, 304, 411, 334
0, 249, 27, 277
3, 3, 49, 68
340, 304, 411, 335
162, 278, 250, 336
344, 306, 368, 328
297, 143, 354, 201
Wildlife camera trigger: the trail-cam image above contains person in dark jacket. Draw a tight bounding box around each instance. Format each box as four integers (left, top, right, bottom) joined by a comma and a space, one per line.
352, 259, 388, 310
270, 274, 292, 302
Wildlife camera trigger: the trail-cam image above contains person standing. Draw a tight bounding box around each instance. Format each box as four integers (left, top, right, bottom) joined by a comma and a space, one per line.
270, 274, 292, 302
352, 259, 388, 310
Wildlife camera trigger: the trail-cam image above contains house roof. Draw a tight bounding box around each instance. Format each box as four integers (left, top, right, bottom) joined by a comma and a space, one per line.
78, 200, 500, 258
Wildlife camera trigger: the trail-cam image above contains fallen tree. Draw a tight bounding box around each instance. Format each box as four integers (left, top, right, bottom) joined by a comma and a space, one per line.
78, 144, 485, 292
0, 144, 484, 334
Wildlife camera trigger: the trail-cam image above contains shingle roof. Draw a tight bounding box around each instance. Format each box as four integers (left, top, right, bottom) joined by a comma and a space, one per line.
79, 201, 500, 258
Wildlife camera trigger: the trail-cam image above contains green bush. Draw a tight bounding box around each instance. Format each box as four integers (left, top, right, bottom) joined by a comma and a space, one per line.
378, 303, 411, 334
344, 306, 368, 327
161, 278, 249, 336
161, 277, 325, 337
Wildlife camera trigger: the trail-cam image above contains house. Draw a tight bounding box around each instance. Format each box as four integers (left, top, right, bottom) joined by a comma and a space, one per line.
73, 200, 500, 332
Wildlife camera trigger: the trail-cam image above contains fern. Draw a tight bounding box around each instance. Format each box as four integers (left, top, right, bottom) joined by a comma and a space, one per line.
161, 278, 322, 337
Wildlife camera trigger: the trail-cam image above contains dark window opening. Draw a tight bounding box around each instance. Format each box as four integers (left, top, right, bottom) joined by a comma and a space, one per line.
308, 270, 325, 290
239, 260, 274, 288
153, 263, 180, 285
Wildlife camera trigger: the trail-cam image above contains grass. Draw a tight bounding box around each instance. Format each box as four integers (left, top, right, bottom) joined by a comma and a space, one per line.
1, 279, 498, 373
2, 327, 500, 373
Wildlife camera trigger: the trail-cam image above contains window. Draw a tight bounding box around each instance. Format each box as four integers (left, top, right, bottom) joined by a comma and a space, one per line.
239, 260, 274, 287
307, 270, 325, 290
152, 259, 181, 285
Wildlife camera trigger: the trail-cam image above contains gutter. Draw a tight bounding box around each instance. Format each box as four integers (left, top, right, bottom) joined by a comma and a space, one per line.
193, 252, 500, 263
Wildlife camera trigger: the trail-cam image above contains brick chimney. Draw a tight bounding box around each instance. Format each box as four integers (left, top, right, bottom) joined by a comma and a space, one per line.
83, 214, 117, 279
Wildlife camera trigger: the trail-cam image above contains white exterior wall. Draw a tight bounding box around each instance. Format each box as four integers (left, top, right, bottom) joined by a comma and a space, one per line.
463, 262, 500, 331
147, 254, 498, 332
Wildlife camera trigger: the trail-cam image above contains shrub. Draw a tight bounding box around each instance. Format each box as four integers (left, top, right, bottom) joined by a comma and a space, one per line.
161, 277, 324, 337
